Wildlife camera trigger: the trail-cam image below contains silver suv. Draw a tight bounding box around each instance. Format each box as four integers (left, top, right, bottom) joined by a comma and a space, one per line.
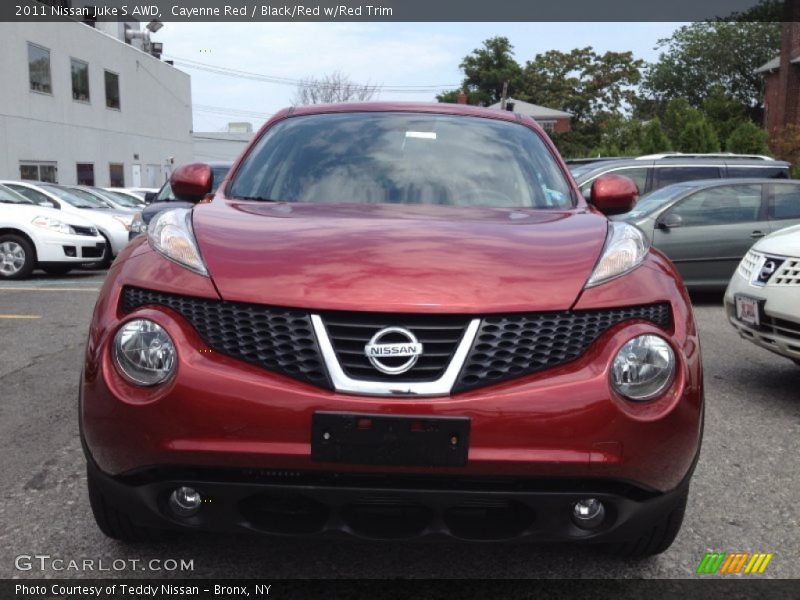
568, 153, 791, 199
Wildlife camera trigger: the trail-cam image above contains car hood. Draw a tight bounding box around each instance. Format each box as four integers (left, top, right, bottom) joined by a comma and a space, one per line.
192, 201, 609, 313
64, 207, 132, 231
1, 203, 97, 227
754, 224, 800, 257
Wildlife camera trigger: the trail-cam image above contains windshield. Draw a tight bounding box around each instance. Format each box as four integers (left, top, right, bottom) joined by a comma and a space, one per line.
67, 188, 113, 208
0, 184, 34, 204
105, 190, 142, 207
568, 164, 601, 179
230, 112, 574, 209
88, 187, 137, 208
39, 184, 103, 209
624, 185, 698, 219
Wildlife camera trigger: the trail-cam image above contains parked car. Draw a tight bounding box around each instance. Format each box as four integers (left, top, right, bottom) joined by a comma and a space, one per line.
128, 161, 232, 239
725, 224, 800, 366
571, 153, 791, 199
106, 187, 158, 201
66, 186, 139, 213
81, 103, 702, 556
0, 181, 133, 266
617, 179, 800, 289
102, 189, 146, 207
0, 183, 105, 278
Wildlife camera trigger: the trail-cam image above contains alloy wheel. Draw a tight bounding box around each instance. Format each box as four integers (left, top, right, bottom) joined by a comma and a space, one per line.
0, 241, 26, 276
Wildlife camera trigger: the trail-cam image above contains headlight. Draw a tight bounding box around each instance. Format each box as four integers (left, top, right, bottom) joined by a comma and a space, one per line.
113, 319, 177, 386
148, 208, 208, 276
112, 215, 132, 231
586, 222, 649, 287
31, 215, 72, 235
611, 335, 675, 401
130, 211, 147, 234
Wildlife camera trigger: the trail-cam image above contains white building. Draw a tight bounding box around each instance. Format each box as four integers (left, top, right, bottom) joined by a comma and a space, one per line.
0, 19, 193, 188
193, 123, 255, 164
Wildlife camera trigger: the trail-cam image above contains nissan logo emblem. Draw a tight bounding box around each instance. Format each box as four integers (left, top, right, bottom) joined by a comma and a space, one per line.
364, 327, 423, 375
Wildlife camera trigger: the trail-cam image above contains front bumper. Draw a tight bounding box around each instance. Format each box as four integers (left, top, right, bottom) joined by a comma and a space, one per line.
725, 271, 800, 361
36, 233, 106, 263
84, 447, 696, 542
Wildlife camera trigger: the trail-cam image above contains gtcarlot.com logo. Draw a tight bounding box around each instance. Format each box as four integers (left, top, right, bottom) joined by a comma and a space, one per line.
696, 552, 774, 575
14, 554, 194, 572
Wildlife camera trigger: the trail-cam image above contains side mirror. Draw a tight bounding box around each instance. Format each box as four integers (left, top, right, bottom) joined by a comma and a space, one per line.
170, 163, 213, 203
589, 174, 639, 216
144, 192, 156, 205
657, 212, 683, 230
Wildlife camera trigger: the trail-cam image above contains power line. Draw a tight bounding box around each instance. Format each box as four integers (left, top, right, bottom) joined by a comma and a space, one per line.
165, 55, 460, 93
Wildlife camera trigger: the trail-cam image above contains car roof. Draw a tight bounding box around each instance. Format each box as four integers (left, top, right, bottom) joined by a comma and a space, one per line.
574, 156, 791, 177
288, 101, 523, 123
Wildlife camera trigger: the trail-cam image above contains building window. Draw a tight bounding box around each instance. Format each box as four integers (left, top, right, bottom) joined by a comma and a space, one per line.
71, 58, 90, 102
109, 163, 125, 187
77, 163, 95, 185
19, 162, 58, 183
28, 43, 52, 94
104, 70, 120, 109
538, 120, 556, 132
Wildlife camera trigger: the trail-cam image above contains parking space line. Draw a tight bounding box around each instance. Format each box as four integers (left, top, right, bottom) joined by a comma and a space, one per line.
0, 287, 100, 292
0, 314, 42, 319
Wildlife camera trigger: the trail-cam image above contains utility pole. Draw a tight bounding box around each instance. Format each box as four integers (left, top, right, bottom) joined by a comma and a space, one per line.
500, 81, 509, 110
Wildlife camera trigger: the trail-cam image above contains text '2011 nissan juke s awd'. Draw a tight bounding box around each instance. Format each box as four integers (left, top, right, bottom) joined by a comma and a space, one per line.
80, 103, 703, 557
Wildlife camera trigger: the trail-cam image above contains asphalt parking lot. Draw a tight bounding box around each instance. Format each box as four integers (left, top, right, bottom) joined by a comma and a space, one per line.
0, 269, 798, 579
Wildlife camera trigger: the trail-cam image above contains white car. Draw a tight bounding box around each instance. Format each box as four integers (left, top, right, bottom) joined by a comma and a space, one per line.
0, 184, 105, 279
105, 187, 156, 201
0, 180, 133, 265
725, 223, 800, 366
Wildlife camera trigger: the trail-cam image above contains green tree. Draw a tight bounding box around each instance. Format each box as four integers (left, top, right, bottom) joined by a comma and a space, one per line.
643, 20, 780, 121
436, 37, 523, 106
662, 98, 704, 144
702, 86, 747, 149
520, 47, 644, 123
641, 118, 673, 154
726, 121, 770, 154
678, 118, 720, 153
592, 113, 643, 156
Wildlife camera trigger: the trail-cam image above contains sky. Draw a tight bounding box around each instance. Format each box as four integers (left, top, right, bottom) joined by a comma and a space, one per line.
152, 22, 685, 132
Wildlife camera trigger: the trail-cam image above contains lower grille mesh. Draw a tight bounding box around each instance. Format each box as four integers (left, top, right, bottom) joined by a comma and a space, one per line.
121, 287, 331, 389
454, 304, 672, 392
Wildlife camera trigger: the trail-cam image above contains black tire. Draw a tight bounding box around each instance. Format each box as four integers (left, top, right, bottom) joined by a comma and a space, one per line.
0, 233, 36, 280
86, 466, 168, 543
41, 264, 72, 276
603, 490, 688, 558
98, 234, 113, 269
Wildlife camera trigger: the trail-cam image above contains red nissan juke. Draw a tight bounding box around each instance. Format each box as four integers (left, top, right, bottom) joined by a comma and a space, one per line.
80, 103, 703, 556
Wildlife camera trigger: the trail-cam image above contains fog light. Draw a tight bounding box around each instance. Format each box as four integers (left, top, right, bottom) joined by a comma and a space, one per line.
571, 498, 605, 530
113, 319, 176, 386
169, 486, 201, 517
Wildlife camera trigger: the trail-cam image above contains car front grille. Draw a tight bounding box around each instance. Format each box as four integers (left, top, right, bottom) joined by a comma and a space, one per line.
121, 287, 671, 394
738, 250, 760, 280
121, 287, 332, 389
453, 304, 672, 392
770, 258, 800, 286
321, 312, 470, 382
762, 315, 800, 341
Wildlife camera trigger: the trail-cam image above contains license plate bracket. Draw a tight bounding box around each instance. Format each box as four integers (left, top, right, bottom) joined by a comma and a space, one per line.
311, 412, 470, 467
735, 294, 763, 328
